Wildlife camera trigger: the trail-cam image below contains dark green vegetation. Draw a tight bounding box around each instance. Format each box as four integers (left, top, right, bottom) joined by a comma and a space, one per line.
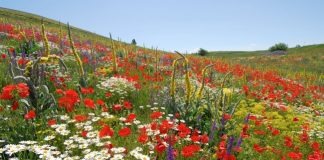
269, 43, 288, 52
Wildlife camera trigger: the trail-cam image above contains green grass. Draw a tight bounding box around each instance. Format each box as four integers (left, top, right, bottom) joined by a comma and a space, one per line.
206, 44, 324, 85
0, 7, 112, 45
207, 44, 324, 57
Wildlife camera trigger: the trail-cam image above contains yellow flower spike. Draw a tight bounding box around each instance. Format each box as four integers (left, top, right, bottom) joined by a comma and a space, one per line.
40, 57, 49, 64
175, 51, 191, 104
155, 48, 159, 71
24, 61, 33, 77
170, 58, 183, 98
196, 64, 214, 100
109, 33, 117, 73
32, 27, 36, 42
222, 88, 233, 103
68, 23, 84, 77
59, 22, 63, 42
41, 19, 50, 57
19, 30, 28, 42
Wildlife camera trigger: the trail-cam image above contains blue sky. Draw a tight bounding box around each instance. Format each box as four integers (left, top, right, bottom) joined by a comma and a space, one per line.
1, 0, 324, 52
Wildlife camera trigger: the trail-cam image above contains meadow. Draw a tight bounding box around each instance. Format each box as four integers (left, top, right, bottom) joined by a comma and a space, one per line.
0, 8, 323, 160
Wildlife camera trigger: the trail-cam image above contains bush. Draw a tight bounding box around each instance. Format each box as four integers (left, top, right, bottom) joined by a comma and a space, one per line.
131, 39, 137, 45
269, 43, 288, 52
198, 48, 208, 56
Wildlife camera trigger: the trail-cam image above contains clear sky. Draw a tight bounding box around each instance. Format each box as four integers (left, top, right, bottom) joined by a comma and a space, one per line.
1, 0, 324, 52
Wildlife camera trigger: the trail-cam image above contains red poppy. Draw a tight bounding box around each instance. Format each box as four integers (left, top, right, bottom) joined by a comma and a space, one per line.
293, 117, 299, 122
81, 87, 94, 94
56, 89, 64, 94
17, 58, 28, 65
159, 120, 173, 134
190, 132, 200, 141
81, 131, 87, 137
177, 123, 191, 138
155, 143, 167, 154
287, 152, 303, 159
151, 122, 158, 130
105, 92, 112, 97
299, 131, 309, 143
58, 89, 80, 112
74, 115, 88, 122
125, 113, 136, 123
137, 134, 148, 144
99, 125, 114, 138
223, 113, 231, 120
12, 100, 19, 111
243, 85, 249, 95
150, 111, 163, 119
113, 104, 122, 111
254, 130, 266, 135
96, 99, 105, 106
181, 144, 200, 157
16, 83, 29, 98
253, 144, 266, 153
47, 119, 57, 126
84, 98, 96, 109
284, 136, 294, 148
272, 129, 280, 136
134, 83, 141, 90
102, 106, 109, 112
311, 142, 320, 150
201, 134, 209, 143
175, 112, 180, 118
0, 84, 15, 100
123, 101, 132, 109
24, 110, 36, 120
1, 53, 6, 59
233, 147, 243, 152
82, 57, 89, 64
58, 97, 76, 112
249, 115, 257, 120
118, 127, 131, 137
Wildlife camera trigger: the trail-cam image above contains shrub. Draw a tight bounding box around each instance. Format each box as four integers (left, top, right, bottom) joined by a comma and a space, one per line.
198, 48, 208, 56
269, 43, 288, 52
131, 39, 137, 45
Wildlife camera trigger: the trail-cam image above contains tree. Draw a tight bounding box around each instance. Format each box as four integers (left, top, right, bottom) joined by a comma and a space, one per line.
131, 39, 137, 45
269, 43, 288, 52
295, 44, 301, 48
197, 48, 208, 56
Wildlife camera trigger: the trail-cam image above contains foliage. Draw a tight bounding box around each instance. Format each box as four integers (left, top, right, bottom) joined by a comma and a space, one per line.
197, 48, 208, 56
131, 39, 137, 45
269, 43, 288, 52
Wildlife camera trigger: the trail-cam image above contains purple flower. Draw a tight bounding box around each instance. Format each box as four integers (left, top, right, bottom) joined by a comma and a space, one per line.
208, 119, 217, 142
166, 137, 174, 160
226, 136, 235, 155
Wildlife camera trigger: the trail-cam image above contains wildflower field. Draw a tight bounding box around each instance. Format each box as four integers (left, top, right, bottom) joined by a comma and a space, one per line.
0, 8, 323, 160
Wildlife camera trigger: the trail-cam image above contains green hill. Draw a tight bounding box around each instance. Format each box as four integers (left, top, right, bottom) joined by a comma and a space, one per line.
207, 44, 324, 58
0, 7, 131, 49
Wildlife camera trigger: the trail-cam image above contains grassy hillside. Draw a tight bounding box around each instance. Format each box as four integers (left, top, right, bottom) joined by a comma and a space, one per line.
0, 7, 163, 53
206, 44, 324, 84
207, 44, 324, 57
0, 7, 117, 45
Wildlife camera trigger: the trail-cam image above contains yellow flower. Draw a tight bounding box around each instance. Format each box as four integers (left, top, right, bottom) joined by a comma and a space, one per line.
40, 57, 49, 63
41, 21, 50, 57
223, 88, 232, 97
